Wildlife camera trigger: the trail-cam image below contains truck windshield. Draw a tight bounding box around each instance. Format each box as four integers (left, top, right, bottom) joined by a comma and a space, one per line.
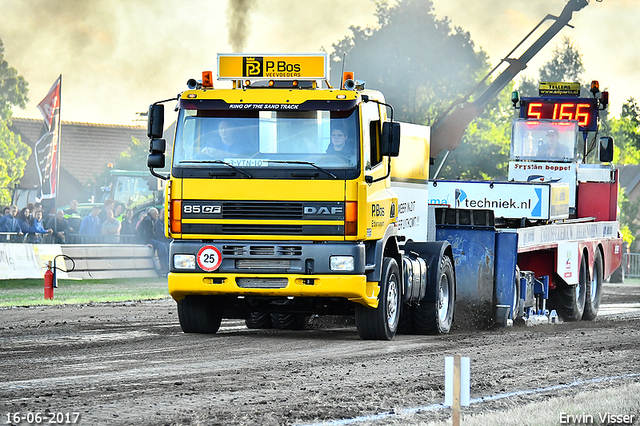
510, 119, 579, 162
172, 107, 359, 169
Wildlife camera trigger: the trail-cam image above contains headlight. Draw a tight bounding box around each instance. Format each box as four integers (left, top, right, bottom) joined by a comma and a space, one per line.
174, 254, 196, 269
330, 256, 355, 271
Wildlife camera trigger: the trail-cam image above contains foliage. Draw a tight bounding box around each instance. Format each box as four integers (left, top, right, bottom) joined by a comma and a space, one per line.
89, 136, 149, 199
112, 136, 149, 171
0, 38, 30, 205
0, 122, 31, 204
330, 0, 489, 126
517, 37, 589, 97
618, 185, 639, 250
609, 98, 640, 250
440, 82, 514, 180
611, 98, 640, 165
329, 0, 518, 179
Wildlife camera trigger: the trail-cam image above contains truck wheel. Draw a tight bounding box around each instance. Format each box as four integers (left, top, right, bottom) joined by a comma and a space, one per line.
245, 312, 273, 329
355, 257, 401, 340
270, 313, 309, 330
552, 254, 587, 321
412, 256, 455, 334
177, 295, 223, 334
583, 250, 603, 321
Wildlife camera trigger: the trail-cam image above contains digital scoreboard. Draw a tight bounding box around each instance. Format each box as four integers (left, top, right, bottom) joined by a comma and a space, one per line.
519, 97, 599, 132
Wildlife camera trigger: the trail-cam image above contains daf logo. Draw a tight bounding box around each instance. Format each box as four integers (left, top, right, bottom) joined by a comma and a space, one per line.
304, 206, 343, 215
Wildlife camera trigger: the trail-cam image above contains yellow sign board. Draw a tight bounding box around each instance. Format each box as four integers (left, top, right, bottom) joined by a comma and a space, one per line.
539, 82, 581, 96
218, 54, 328, 80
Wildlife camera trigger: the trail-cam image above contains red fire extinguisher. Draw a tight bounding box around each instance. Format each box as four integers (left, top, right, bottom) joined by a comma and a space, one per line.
43, 255, 74, 301
44, 261, 54, 300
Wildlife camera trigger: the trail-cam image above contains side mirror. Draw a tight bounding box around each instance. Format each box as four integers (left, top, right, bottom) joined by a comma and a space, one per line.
599, 136, 614, 163
147, 104, 164, 139
148, 138, 166, 169
381, 122, 401, 157
147, 153, 165, 169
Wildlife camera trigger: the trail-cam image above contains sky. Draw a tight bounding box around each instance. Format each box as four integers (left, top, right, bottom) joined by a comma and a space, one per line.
0, 0, 638, 127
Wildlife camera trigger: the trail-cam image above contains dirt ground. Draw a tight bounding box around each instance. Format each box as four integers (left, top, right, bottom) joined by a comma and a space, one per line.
1, 282, 639, 426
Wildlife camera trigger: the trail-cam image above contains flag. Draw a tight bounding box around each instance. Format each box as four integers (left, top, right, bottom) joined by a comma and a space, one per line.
34, 76, 61, 201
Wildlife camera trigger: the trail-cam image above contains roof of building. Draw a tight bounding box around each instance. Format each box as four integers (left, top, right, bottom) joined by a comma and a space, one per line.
618, 164, 640, 193
10, 117, 148, 185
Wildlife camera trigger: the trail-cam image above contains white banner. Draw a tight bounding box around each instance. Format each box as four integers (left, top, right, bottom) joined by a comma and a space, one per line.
428, 180, 555, 220
0, 244, 65, 279
508, 161, 576, 208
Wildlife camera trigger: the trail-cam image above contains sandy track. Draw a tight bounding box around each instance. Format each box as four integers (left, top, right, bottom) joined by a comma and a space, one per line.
1, 283, 639, 425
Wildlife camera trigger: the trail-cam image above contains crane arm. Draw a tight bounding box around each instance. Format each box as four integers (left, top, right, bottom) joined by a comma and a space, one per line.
430, 0, 589, 160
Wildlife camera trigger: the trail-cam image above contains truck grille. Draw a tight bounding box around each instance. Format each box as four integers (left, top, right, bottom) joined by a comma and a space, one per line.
223, 202, 303, 220
236, 259, 292, 269
222, 244, 302, 257
236, 277, 289, 289
181, 200, 345, 236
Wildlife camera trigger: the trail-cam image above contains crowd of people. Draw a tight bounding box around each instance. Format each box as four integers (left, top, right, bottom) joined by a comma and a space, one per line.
0, 200, 170, 275
0, 200, 165, 245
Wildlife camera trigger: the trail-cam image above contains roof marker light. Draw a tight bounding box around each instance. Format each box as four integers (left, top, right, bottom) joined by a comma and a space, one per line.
202, 71, 213, 88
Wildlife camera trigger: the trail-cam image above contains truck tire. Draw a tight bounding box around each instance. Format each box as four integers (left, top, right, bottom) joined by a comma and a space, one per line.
270, 313, 309, 330
177, 295, 223, 334
412, 256, 455, 334
583, 250, 603, 321
245, 312, 273, 329
355, 257, 401, 340
552, 254, 587, 321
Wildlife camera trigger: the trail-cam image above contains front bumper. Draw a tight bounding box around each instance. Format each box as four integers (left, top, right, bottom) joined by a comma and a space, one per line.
168, 272, 380, 308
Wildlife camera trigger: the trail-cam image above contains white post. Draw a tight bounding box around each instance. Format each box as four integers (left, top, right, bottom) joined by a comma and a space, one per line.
445, 355, 470, 425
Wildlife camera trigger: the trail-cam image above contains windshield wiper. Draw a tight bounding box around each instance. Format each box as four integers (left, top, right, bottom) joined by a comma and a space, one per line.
180, 160, 253, 178
267, 160, 337, 179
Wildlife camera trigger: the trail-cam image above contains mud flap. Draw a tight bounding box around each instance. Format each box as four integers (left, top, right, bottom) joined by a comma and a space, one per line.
436, 220, 495, 329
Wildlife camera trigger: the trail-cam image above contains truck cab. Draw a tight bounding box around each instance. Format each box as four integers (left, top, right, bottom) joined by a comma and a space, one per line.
147, 54, 454, 340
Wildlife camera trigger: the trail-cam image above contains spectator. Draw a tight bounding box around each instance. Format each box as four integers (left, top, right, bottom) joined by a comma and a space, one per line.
0, 205, 23, 241
46, 210, 69, 244
114, 202, 124, 221
26, 210, 53, 243
16, 207, 32, 235
79, 206, 102, 242
120, 208, 136, 242
136, 211, 147, 230
102, 209, 121, 243
26, 203, 35, 221
0, 205, 11, 222
136, 207, 169, 276
98, 199, 114, 223
64, 200, 83, 234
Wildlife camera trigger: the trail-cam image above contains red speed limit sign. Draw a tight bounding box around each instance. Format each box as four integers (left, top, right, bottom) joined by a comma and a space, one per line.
197, 246, 223, 272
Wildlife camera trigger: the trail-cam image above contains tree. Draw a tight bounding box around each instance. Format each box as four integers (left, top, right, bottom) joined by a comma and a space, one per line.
89, 136, 150, 200
0, 38, 30, 205
440, 82, 514, 180
330, 0, 518, 180
609, 98, 640, 251
610, 98, 640, 164
517, 37, 589, 97
330, 0, 489, 126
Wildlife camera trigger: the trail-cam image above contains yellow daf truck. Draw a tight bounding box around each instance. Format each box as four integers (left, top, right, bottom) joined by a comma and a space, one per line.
147, 54, 455, 340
